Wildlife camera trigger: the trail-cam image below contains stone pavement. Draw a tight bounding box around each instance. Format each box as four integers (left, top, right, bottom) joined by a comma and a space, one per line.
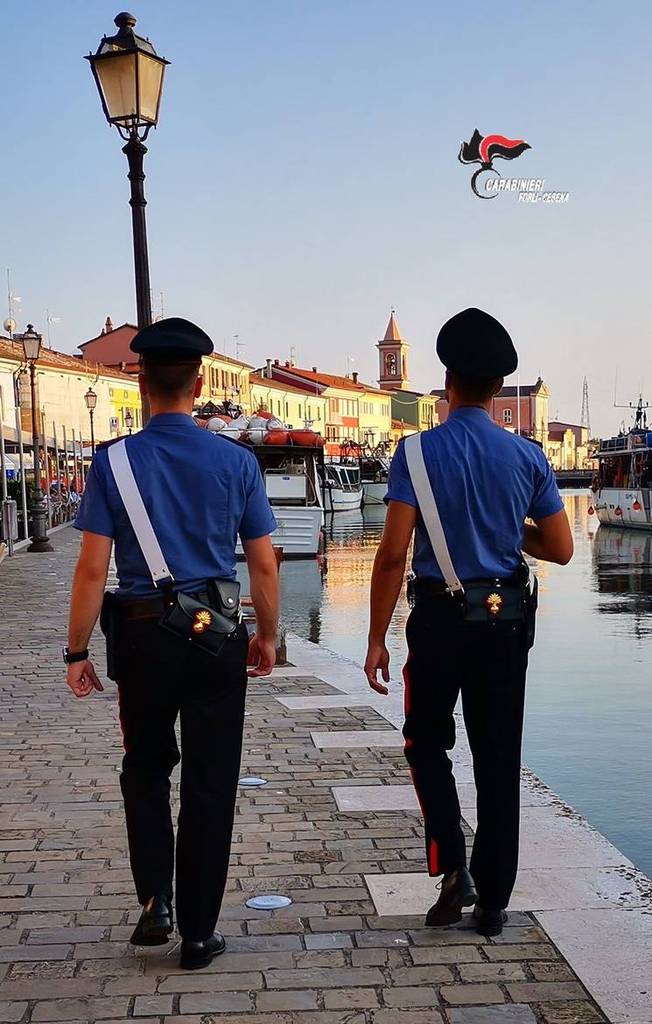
0, 530, 612, 1023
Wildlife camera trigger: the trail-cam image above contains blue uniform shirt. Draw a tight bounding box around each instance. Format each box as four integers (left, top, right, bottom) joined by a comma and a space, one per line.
386, 407, 564, 580
75, 413, 277, 597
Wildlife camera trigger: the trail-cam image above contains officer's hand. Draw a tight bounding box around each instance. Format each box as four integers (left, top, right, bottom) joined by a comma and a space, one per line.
364, 641, 390, 696
247, 634, 276, 678
66, 660, 104, 698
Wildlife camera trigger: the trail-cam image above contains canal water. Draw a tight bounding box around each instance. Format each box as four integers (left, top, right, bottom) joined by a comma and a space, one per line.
242, 491, 652, 878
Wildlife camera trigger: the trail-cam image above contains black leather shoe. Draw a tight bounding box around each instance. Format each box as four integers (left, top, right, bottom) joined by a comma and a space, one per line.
180, 932, 226, 971
425, 867, 478, 927
473, 905, 508, 936
129, 895, 174, 946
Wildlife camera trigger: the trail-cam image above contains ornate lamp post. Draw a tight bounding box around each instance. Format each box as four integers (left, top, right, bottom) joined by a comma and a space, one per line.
20, 325, 52, 553
125, 408, 134, 435
86, 12, 169, 423
84, 388, 98, 456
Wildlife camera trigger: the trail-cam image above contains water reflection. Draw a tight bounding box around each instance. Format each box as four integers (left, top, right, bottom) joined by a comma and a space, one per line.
239, 494, 652, 877
592, 528, 652, 632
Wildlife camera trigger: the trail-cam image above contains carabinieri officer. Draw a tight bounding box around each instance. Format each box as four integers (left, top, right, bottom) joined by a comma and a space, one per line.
365, 308, 573, 936
65, 318, 280, 970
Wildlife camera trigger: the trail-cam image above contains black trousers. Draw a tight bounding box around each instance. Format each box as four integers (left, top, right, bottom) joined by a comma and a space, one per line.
403, 598, 529, 911
115, 617, 248, 941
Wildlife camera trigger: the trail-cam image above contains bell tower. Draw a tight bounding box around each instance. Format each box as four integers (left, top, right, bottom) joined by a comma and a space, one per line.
377, 308, 409, 390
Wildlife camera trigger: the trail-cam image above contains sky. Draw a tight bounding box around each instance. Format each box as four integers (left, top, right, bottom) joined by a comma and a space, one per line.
1, 0, 650, 435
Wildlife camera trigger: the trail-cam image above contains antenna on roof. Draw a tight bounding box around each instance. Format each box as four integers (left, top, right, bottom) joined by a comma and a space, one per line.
45, 310, 63, 349
234, 334, 244, 361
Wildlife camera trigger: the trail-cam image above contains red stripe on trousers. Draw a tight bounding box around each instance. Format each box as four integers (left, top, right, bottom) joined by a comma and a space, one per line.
404, 654, 440, 876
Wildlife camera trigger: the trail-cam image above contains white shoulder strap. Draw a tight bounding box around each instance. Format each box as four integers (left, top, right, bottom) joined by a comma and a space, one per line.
404, 433, 463, 594
107, 439, 174, 585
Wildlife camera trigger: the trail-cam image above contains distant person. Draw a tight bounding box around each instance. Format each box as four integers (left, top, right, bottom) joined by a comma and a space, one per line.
65, 318, 279, 970
365, 308, 572, 936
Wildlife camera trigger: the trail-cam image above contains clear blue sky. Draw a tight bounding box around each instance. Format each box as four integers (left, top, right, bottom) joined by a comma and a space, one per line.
2, 1, 650, 433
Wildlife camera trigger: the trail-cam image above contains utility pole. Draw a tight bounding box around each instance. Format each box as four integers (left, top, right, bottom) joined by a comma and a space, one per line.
581, 376, 591, 438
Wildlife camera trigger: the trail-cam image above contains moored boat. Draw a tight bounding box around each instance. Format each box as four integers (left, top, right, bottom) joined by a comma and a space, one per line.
591, 399, 652, 530
323, 462, 363, 512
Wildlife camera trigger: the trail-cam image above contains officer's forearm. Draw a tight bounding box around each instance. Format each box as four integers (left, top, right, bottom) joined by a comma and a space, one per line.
368, 550, 407, 641
68, 568, 106, 652
249, 565, 279, 642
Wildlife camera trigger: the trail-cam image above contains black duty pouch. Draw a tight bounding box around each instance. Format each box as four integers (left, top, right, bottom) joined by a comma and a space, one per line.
158, 579, 241, 657
455, 564, 539, 649
100, 590, 120, 681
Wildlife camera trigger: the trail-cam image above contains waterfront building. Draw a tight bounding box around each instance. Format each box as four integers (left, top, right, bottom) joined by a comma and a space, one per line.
433, 377, 551, 447
250, 372, 327, 429
0, 334, 142, 449
547, 420, 594, 470
259, 360, 391, 455
78, 316, 253, 415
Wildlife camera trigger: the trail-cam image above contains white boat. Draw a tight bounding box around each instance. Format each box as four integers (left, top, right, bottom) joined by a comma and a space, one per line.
323, 463, 363, 512
235, 443, 326, 558
591, 400, 652, 531
360, 455, 390, 507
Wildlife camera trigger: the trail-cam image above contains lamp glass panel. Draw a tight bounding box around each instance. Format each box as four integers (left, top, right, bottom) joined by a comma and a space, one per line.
22, 335, 41, 361
95, 52, 137, 122
85, 391, 98, 411
137, 53, 165, 123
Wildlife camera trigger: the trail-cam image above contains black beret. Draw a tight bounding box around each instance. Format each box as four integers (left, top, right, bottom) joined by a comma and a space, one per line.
436, 308, 517, 377
130, 317, 213, 358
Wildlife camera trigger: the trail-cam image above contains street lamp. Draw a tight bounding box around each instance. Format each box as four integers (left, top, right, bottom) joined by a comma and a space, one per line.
125, 408, 134, 434
84, 388, 98, 456
86, 12, 169, 423
20, 325, 52, 553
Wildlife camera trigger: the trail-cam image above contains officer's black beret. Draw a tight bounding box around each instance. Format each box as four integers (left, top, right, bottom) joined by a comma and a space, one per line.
436, 308, 517, 378
130, 317, 213, 359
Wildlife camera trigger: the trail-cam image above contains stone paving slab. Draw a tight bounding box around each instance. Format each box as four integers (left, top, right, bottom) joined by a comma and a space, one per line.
0, 532, 617, 1023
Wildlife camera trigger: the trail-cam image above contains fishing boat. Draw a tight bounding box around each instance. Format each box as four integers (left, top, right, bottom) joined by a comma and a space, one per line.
591, 398, 652, 530
323, 462, 363, 512
234, 442, 326, 558
360, 454, 390, 506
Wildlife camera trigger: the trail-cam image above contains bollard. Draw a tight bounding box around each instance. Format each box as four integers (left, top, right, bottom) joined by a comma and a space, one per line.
1, 499, 18, 557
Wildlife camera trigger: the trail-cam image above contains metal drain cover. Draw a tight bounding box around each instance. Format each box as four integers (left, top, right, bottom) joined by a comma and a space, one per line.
246, 894, 292, 910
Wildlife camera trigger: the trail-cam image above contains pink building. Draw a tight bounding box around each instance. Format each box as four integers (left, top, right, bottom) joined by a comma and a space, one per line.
432, 377, 550, 446
78, 317, 139, 370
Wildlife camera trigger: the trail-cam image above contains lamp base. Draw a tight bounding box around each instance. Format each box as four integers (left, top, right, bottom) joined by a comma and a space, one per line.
27, 538, 54, 553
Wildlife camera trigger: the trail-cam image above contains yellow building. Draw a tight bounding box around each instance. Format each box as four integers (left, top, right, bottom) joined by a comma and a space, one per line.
250, 373, 327, 430
357, 383, 393, 450
547, 421, 595, 471
200, 352, 253, 414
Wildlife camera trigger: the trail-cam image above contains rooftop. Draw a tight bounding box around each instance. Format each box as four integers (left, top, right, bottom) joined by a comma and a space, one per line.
249, 372, 327, 397
269, 363, 391, 396
0, 336, 137, 383
382, 309, 405, 343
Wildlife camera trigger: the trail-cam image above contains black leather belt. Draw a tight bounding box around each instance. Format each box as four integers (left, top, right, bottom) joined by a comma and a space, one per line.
413, 573, 521, 600
118, 590, 211, 621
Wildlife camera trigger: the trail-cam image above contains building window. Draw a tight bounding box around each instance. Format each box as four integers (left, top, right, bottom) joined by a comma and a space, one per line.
503, 409, 513, 425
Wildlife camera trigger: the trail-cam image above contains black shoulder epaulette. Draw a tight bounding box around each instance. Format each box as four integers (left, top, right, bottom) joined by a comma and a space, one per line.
95, 437, 125, 453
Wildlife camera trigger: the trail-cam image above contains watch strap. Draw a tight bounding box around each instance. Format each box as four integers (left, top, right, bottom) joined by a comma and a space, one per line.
64, 648, 89, 664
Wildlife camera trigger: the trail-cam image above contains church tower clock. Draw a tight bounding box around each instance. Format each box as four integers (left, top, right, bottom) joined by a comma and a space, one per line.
377, 308, 409, 390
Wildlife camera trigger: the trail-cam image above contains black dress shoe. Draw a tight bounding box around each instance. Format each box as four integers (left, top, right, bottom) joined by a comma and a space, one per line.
425, 867, 478, 927
473, 905, 508, 937
180, 932, 226, 971
130, 895, 174, 946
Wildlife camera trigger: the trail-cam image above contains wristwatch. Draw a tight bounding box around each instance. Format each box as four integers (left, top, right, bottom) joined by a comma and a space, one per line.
63, 647, 89, 665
